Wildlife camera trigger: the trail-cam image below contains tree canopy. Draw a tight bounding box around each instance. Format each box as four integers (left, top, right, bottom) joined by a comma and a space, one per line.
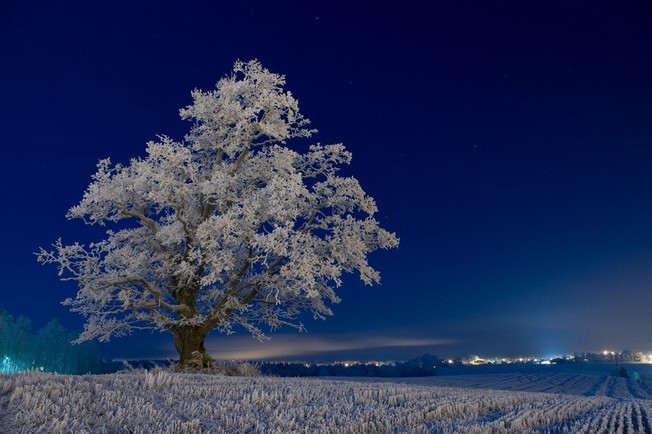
38, 60, 398, 367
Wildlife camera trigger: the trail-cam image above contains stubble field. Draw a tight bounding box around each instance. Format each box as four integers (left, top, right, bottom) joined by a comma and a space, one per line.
2, 366, 652, 433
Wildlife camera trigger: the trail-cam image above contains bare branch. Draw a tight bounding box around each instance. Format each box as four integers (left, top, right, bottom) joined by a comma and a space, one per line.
120, 209, 159, 234
92, 277, 192, 316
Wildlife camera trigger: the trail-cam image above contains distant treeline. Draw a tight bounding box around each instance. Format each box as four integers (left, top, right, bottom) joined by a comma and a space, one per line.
259, 354, 441, 377
117, 354, 442, 377
571, 350, 646, 363
0, 307, 109, 374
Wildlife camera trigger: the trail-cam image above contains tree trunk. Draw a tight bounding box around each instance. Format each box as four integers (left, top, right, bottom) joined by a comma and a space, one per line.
173, 325, 212, 369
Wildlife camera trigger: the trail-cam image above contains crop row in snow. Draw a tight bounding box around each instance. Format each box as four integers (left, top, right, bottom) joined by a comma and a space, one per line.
381, 371, 652, 400
1, 371, 651, 433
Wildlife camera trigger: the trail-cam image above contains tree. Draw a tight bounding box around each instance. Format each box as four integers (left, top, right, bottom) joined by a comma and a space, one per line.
34, 319, 104, 374
38, 60, 399, 368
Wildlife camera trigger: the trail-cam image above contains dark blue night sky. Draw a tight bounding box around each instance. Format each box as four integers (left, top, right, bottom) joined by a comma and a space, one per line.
1, 1, 652, 360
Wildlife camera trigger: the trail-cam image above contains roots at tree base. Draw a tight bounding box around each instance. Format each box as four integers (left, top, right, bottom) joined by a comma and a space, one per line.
173, 326, 213, 369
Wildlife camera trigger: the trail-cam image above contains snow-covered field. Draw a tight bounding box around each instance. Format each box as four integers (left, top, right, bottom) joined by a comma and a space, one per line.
396, 372, 652, 400
2, 368, 652, 433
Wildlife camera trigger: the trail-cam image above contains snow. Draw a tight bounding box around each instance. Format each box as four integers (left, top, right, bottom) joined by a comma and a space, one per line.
2, 368, 652, 433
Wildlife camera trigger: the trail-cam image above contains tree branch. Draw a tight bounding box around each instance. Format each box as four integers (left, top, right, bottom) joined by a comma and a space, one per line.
120, 209, 159, 234
96, 277, 192, 316
230, 145, 250, 176
205, 252, 286, 329
205, 243, 254, 322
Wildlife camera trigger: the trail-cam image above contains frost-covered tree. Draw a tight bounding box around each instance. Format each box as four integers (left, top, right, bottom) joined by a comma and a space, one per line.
38, 60, 398, 367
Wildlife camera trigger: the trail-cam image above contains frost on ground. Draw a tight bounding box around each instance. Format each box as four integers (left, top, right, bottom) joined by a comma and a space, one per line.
2, 371, 652, 433
374, 371, 652, 400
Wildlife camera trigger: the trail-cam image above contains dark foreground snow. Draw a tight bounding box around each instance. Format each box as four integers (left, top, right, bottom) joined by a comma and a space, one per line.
1, 370, 651, 433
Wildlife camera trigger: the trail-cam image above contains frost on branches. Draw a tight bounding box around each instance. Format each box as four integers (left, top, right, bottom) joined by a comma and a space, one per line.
38, 60, 399, 368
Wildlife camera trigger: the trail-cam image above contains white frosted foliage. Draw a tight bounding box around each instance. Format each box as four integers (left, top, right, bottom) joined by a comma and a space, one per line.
37, 60, 399, 347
